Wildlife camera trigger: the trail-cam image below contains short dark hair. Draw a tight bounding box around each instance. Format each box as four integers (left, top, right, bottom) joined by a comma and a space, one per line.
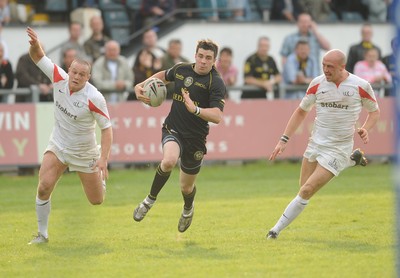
72, 58, 92, 74
169, 39, 182, 46
219, 47, 233, 56
63, 48, 77, 58
196, 39, 219, 59
295, 38, 309, 48
258, 36, 270, 44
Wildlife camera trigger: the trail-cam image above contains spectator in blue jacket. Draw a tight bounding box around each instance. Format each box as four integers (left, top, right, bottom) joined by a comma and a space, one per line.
282, 39, 320, 99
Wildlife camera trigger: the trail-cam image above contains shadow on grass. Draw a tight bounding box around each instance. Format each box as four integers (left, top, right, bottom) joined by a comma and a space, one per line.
33, 241, 113, 258
145, 239, 231, 260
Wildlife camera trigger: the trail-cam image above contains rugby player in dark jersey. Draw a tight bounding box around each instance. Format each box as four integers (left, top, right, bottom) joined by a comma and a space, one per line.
132, 39, 226, 232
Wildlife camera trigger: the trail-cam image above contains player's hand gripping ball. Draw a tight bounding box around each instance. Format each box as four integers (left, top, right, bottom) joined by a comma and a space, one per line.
143, 77, 167, 107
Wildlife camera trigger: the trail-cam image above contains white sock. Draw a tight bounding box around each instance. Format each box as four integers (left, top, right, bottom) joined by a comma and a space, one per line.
183, 202, 194, 217
271, 195, 309, 234
36, 196, 51, 238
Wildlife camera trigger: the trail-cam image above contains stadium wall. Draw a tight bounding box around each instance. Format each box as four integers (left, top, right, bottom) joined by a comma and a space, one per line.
0, 98, 394, 167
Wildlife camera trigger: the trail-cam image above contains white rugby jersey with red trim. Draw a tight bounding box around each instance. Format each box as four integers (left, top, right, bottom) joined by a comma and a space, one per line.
300, 73, 379, 146
36, 56, 111, 153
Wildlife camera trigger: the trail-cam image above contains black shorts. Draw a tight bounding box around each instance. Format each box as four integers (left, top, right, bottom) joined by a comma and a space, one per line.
162, 126, 207, 175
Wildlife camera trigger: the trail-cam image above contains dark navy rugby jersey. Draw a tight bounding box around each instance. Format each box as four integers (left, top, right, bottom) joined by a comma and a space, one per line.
164, 62, 226, 138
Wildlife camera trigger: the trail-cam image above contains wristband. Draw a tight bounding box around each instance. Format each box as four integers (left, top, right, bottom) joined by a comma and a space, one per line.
280, 135, 289, 143
194, 106, 201, 116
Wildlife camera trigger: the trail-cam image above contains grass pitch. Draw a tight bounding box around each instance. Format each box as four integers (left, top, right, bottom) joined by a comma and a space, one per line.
0, 161, 395, 277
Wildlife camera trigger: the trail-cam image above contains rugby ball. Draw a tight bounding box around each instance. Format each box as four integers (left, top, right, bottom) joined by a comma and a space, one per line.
143, 77, 167, 107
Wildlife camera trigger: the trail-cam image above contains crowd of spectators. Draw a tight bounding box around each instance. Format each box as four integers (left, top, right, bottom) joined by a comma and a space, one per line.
3, 0, 393, 26
0, 0, 395, 104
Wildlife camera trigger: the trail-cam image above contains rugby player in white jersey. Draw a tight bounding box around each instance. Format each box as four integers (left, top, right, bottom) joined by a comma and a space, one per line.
26, 27, 113, 244
267, 49, 380, 239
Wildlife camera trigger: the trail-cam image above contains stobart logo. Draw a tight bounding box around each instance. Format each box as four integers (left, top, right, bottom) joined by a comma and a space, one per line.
320, 102, 349, 110
56, 100, 78, 120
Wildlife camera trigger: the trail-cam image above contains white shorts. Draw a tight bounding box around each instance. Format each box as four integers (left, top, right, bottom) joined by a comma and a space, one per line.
303, 140, 353, 176
44, 140, 100, 173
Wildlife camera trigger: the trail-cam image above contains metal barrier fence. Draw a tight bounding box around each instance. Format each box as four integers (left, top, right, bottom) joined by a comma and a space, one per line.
0, 83, 393, 104
0, 85, 41, 103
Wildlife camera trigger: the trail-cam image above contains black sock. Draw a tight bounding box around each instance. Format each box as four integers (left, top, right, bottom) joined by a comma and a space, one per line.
149, 164, 171, 198
182, 186, 196, 210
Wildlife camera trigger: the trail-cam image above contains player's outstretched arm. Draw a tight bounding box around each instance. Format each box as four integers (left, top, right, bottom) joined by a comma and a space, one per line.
269, 140, 288, 161
269, 107, 308, 161
26, 27, 45, 64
